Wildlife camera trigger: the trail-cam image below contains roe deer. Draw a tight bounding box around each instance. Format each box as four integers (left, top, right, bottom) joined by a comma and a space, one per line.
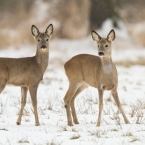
64, 29, 130, 126
0, 24, 53, 126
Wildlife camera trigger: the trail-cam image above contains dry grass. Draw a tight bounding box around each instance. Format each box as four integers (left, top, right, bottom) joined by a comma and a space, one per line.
127, 22, 145, 47
0, 128, 8, 131
136, 31, 145, 47
0, 0, 35, 49
18, 138, 29, 144
130, 99, 145, 124
70, 134, 80, 140
115, 57, 145, 67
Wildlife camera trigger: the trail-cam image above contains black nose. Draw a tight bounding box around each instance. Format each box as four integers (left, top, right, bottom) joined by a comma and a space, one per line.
98, 52, 104, 56
41, 45, 47, 49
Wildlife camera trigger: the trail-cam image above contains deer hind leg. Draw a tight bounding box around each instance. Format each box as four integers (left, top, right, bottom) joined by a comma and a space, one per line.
64, 82, 82, 126
0, 79, 6, 92
16, 87, 28, 125
29, 85, 40, 126
97, 89, 104, 126
0, 78, 7, 114
111, 88, 130, 124
70, 83, 88, 124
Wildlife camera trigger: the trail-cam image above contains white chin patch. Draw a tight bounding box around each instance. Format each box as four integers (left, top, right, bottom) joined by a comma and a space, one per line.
41, 48, 46, 50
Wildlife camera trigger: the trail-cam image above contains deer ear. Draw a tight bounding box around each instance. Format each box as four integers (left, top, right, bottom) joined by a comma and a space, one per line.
31, 25, 39, 37
45, 24, 53, 36
107, 29, 115, 42
91, 30, 101, 43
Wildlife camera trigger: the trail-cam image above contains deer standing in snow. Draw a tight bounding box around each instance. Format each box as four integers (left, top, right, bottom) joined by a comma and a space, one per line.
64, 29, 130, 126
0, 24, 53, 126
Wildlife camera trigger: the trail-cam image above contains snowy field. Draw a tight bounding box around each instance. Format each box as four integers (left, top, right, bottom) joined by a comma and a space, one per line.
0, 23, 145, 145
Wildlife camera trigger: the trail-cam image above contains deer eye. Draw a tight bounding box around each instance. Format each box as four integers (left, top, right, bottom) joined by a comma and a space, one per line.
46, 39, 48, 41
105, 45, 108, 47
38, 39, 40, 42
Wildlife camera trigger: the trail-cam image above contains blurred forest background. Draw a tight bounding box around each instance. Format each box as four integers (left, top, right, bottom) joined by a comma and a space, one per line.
0, 0, 145, 48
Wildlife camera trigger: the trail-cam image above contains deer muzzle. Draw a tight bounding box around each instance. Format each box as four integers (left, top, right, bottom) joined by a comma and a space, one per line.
41, 45, 47, 49
98, 52, 104, 56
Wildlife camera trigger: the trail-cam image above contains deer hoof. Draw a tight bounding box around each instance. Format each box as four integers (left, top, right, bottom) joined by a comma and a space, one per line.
68, 122, 73, 126
96, 122, 100, 127
35, 123, 40, 126
16, 122, 21, 125
125, 121, 130, 124
74, 121, 79, 124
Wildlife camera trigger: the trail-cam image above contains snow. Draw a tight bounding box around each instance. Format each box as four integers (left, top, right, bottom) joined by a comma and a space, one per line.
0, 20, 145, 145
98, 19, 130, 40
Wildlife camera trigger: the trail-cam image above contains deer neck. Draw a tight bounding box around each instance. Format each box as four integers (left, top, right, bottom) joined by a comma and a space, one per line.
99, 56, 118, 90
101, 57, 114, 74
35, 47, 49, 73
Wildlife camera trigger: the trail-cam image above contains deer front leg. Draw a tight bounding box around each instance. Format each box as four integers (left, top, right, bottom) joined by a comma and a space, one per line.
111, 88, 130, 124
97, 89, 104, 126
29, 85, 40, 126
16, 87, 28, 125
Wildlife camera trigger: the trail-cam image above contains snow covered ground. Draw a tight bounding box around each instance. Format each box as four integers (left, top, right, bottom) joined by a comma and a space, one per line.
0, 23, 145, 145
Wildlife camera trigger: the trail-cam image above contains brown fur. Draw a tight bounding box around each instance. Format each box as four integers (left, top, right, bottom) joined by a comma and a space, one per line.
64, 30, 130, 126
0, 24, 53, 126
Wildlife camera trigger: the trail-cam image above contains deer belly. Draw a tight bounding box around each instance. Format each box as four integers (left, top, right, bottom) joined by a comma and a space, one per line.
7, 80, 28, 87
7, 76, 29, 87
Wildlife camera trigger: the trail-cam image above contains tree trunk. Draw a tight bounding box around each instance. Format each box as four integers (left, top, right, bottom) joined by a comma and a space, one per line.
90, 0, 120, 30
57, 0, 91, 39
